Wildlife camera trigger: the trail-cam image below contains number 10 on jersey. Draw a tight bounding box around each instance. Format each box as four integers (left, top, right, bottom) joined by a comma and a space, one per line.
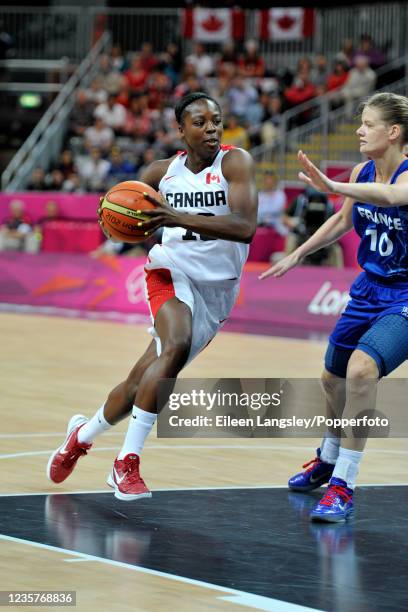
365, 228, 393, 256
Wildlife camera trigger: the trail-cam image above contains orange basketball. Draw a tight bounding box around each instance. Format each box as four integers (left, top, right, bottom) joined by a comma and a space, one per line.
98, 180, 158, 243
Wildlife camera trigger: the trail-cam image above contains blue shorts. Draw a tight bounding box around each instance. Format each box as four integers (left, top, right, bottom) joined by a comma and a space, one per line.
326, 272, 408, 377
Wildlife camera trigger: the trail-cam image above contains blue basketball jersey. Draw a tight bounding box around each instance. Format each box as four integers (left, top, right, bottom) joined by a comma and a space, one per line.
352, 159, 408, 279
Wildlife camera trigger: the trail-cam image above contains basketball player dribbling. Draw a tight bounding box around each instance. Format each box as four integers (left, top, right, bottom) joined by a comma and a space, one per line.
47, 92, 258, 500
261, 92, 408, 522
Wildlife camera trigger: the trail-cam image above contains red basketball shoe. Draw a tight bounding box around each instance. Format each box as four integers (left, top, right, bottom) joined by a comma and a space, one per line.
47, 415, 91, 483
107, 454, 152, 501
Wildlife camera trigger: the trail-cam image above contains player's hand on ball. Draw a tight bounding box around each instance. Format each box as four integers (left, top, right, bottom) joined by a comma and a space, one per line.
98, 217, 110, 239
139, 191, 181, 232
98, 218, 121, 243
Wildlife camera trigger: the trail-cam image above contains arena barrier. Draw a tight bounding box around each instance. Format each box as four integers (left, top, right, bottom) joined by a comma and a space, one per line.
0, 253, 359, 336
0, 192, 100, 223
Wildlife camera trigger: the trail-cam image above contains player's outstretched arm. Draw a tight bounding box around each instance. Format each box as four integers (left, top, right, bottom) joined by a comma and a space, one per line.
258, 210, 350, 280
140, 149, 258, 243
298, 150, 408, 207
260, 162, 365, 280
259, 250, 304, 279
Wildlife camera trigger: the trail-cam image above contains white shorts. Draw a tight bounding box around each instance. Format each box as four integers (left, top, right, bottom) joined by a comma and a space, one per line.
144, 244, 240, 364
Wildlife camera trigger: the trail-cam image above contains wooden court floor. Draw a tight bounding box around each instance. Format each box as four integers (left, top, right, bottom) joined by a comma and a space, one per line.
1, 312, 407, 611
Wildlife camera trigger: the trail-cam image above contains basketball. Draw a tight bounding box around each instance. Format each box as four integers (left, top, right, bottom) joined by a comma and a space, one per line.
98, 180, 158, 243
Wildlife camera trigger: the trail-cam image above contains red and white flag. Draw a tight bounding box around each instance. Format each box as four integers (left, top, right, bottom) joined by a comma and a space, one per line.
260, 8, 315, 41
206, 172, 220, 185
183, 8, 245, 43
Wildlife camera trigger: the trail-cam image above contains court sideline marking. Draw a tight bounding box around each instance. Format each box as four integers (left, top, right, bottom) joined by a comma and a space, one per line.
0, 444, 407, 461
0, 533, 318, 612
0, 483, 406, 497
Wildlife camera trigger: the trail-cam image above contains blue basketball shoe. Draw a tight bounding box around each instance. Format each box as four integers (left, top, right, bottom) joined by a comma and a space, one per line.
310, 477, 354, 523
288, 448, 334, 492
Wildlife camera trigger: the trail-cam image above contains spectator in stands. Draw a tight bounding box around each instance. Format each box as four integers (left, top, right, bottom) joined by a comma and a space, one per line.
124, 53, 148, 93
217, 41, 238, 78
138, 91, 158, 132
32, 200, 67, 252
137, 147, 157, 178
34, 199, 62, 233
227, 75, 259, 122
126, 125, 152, 161
84, 117, 114, 154
52, 149, 76, 179
185, 42, 214, 78
283, 186, 340, 265
340, 55, 376, 118
327, 59, 349, 109
336, 38, 354, 68
285, 57, 316, 112
257, 171, 287, 235
159, 50, 179, 87
110, 43, 127, 73
222, 114, 249, 150
257, 93, 280, 124
139, 41, 158, 74
97, 54, 125, 95
327, 59, 349, 93
116, 77, 132, 109
246, 101, 266, 131
163, 41, 183, 81
296, 57, 313, 79
78, 147, 110, 192
146, 64, 172, 110
174, 73, 204, 100
353, 33, 386, 69
312, 54, 329, 94
107, 147, 137, 187
85, 76, 107, 105
0, 199, 37, 253
94, 92, 127, 134
284, 69, 316, 120
152, 98, 174, 127
27, 167, 47, 191
208, 73, 233, 116
238, 39, 265, 78
258, 74, 280, 96
63, 172, 83, 193
152, 124, 181, 158
46, 169, 65, 191
69, 89, 95, 137
36, 200, 61, 225
259, 95, 283, 146
124, 94, 148, 136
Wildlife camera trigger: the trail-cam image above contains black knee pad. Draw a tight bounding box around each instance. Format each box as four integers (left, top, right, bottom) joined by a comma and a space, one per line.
324, 343, 353, 378
357, 314, 408, 377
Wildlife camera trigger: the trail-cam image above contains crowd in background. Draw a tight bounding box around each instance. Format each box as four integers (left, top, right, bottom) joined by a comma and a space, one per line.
0, 172, 344, 266
23, 33, 385, 195
1, 33, 386, 264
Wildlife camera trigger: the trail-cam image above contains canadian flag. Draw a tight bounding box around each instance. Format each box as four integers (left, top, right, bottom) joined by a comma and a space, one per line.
260, 8, 315, 41
206, 173, 220, 184
183, 8, 245, 43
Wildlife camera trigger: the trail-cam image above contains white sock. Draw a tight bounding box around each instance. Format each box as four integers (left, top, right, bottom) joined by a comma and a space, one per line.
320, 434, 340, 464
332, 447, 363, 489
77, 404, 112, 444
118, 406, 157, 459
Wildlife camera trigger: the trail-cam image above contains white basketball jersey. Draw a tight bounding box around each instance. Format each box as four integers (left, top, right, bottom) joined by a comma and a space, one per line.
157, 146, 249, 282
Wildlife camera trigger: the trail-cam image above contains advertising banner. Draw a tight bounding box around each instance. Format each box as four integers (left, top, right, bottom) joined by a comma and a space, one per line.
0, 254, 358, 334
